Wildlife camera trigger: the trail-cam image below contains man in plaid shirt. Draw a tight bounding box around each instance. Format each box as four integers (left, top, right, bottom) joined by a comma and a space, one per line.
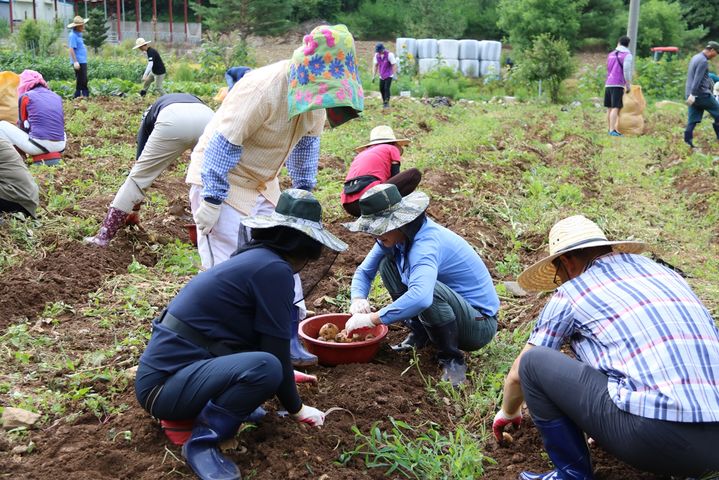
493, 215, 719, 480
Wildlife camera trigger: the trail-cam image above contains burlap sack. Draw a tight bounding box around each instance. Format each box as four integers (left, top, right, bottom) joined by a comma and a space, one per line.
214, 86, 228, 102
0, 71, 20, 124
617, 84, 646, 136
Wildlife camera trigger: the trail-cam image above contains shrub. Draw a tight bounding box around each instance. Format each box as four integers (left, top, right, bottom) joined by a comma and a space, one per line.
0, 19, 10, 40
498, 0, 587, 51
84, 7, 108, 54
17, 19, 62, 56
418, 67, 465, 99
518, 34, 574, 103
634, 56, 689, 100
336, 0, 406, 39
0, 52, 143, 82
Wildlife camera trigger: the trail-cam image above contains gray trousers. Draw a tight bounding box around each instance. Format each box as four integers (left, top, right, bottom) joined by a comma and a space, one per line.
142, 72, 166, 95
520, 346, 719, 478
111, 102, 213, 213
378, 256, 496, 351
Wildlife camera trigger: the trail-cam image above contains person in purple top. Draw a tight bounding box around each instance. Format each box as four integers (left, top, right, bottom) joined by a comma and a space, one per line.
493, 215, 719, 480
372, 43, 397, 109
604, 36, 633, 137
0, 70, 65, 162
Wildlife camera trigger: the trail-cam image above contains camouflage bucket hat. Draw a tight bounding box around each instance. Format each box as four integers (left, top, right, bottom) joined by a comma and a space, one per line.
343, 184, 429, 236
287, 24, 364, 126
242, 189, 347, 252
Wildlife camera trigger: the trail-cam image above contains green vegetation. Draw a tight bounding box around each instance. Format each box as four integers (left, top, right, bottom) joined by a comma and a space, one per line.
84, 7, 109, 54
518, 34, 575, 103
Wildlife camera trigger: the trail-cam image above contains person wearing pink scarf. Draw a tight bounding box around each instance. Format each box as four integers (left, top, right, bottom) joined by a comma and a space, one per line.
0, 69, 66, 161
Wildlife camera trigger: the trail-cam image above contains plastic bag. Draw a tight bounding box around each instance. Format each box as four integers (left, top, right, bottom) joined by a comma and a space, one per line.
617, 84, 646, 136
0, 71, 20, 124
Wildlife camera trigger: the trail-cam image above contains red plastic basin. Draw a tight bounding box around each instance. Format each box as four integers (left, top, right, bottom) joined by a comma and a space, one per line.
184, 223, 198, 247
299, 313, 388, 366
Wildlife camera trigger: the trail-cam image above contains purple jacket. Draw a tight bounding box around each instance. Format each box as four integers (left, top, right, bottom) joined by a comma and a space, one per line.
19, 87, 65, 141
375, 51, 395, 80
605, 47, 633, 87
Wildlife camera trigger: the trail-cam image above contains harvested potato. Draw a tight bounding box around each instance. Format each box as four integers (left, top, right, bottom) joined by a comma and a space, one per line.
502, 432, 514, 444
335, 332, 352, 343
365, 333, 375, 340
318, 323, 339, 340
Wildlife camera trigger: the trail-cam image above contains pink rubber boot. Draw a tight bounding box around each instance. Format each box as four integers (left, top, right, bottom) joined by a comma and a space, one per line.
84, 207, 129, 247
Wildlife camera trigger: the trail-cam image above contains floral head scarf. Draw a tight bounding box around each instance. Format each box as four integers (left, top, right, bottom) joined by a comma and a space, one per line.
288, 24, 364, 127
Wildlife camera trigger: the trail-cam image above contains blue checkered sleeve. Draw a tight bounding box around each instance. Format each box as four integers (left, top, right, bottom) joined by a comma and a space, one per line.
201, 132, 243, 201
286, 136, 320, 191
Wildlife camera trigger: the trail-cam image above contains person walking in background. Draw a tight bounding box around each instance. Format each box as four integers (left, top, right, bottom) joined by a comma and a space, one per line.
604, 36, 633, 137
0, 70, 65, 163
684, 41, 719, 149
372, 43, 397, 109
67, 15, 89, 98
85, 93, 214, 247
133, 38, 167, 97
341, 125, 420, 217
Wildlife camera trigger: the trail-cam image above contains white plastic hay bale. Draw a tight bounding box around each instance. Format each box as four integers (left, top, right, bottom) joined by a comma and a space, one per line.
476, 40, 487, 60
482, 40, 502, 61
459, 59, 480, 77
396, 37, 417, 73
416, 38, 438, 58
439, 58, 460, 71
458, 39, 480, 60
418, 58, 440, 75
437, 39, 460, 60
396, 38, 417, 58
480, 60, 501, 77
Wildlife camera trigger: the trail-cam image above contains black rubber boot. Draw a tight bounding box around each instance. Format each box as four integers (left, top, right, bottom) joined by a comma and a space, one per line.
182, 401, 243, 480
713, 121, 719, 140
684, 122, 697, 148
519, 416, 594, 480
391, 317, 430, 352
426, 322, 467, 387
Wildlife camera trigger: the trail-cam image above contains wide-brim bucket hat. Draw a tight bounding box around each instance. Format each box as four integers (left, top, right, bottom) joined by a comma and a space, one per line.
343, 184, 429, 236
355, 125, 410, 153
67, 16, 88, 28
242, 189, 347, 252
518, 215, 648, 292
287, 24, 364, 127
132, 38, 151, 49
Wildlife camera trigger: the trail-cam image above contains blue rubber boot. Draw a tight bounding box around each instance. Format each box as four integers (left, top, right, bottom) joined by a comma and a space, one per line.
519, 417, 594, 480
290, 306, 318, 367
182, 401, 242, 480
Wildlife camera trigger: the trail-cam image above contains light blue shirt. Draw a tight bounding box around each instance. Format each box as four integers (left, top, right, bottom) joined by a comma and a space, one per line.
351, 218, 499, 324
68, 30, 87, 64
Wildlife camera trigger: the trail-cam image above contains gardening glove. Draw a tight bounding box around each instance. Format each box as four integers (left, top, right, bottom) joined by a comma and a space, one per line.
349, 298, 371, 315
73, 62, 80, 71
687, 94, 696, 106
291, 404, 325, 427
345, 313, 374, 334
193, 199, 222, 235
492, 409, 522, 443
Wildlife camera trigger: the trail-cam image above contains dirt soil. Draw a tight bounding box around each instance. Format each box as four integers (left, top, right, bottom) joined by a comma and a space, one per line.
0, 99, 676, 479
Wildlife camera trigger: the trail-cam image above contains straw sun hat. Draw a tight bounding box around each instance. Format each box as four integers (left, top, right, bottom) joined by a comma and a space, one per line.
132, 38, 152, 49
355, 125, 410, 153
67, 16, 88, 28
242, 189, 347, 252
517, 215, 648, 292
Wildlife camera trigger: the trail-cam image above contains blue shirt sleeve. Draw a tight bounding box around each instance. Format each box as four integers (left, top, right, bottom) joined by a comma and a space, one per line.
377, 237, 439, 324
286, 136, 319, 191
350, 242, 385, 300
201, 132, 243, 201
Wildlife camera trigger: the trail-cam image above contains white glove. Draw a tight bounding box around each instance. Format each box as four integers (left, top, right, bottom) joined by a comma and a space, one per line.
687, 94, 696, 106
193, 199, 222, 235
73, 62, 80, 71
345, 313, 375, 334
349, 298, 371, 314
291, 404, 325, 427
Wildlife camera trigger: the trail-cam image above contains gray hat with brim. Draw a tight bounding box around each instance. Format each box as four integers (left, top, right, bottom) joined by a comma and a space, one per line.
707, 41, 719, 52
242, 189, 347, 252
343, 184, 429, 236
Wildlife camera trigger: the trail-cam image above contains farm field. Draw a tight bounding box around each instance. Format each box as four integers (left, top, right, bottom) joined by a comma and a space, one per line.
0, 91, 718, 479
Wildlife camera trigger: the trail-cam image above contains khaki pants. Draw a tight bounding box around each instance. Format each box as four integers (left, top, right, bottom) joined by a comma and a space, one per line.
142, 73, 166, 95
111, 102, 213, 213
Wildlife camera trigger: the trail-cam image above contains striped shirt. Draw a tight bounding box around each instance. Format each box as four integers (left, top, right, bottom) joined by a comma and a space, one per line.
529, 252, 719, 423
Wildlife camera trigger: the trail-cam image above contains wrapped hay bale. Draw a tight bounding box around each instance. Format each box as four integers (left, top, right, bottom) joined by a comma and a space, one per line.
618, 85, 646, 136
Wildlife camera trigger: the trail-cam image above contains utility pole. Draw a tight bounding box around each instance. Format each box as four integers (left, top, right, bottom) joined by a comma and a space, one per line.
627, 0, 640, 59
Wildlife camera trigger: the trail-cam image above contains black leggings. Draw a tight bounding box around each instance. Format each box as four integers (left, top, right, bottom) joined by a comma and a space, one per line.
74, 63, 88, 98
0, 198, 31, 217
520, 346, 719, 478
379, 77, 392, 104
343, 167, 421, 217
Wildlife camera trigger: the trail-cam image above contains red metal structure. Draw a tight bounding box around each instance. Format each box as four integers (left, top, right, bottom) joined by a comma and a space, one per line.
8, 0, 12, 33
135, 0, 140, 36
168, 0, 173, 43
115, 0, 121, 41
31, 0, 36, 20
183, 0, 188, 41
